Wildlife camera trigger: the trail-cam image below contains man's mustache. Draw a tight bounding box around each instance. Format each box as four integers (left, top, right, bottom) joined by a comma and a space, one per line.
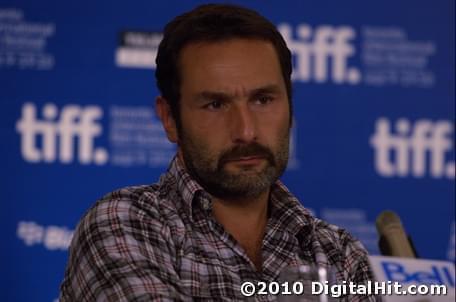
218, 143, 275, 168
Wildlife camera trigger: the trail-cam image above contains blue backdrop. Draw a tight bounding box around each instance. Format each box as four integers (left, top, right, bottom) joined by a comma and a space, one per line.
1, 1, 454, 301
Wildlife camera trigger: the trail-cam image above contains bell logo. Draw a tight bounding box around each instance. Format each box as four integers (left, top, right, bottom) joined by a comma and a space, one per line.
16, 103, 108, 165
370, 118, 454, 179
278, 23, 361, 84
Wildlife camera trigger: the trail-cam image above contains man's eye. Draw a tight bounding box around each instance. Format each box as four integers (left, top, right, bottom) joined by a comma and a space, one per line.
204, 100, 224, 110
255, 95, 273, 105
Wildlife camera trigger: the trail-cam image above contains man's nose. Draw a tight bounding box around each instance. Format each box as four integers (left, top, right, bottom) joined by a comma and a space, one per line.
230, 104, 257, 143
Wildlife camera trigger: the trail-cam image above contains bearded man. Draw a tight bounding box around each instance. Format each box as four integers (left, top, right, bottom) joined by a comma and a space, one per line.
60, 4, 379, 301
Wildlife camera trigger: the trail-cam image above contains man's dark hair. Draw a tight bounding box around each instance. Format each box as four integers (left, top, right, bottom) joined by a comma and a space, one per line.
155, 3, 293, 129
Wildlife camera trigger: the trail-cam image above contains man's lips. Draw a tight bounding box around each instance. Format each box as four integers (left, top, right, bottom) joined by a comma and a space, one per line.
224, 156, 265, 163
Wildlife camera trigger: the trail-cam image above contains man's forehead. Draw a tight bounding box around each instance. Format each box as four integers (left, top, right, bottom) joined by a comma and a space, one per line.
179, 39, 283, 79
178, 38, 278, 65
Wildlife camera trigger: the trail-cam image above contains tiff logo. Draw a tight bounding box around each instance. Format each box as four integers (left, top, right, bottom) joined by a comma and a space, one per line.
278, 23, 361, 84
16, 103, 108, 165
370, 118, 454, 179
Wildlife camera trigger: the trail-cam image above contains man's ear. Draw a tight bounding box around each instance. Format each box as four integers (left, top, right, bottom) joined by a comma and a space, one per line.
155, 96, 178, 143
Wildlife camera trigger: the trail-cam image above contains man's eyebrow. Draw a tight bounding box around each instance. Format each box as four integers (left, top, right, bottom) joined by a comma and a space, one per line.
195, 91, 232, 102
194, 84, 283, 102
249, 84, 282, 96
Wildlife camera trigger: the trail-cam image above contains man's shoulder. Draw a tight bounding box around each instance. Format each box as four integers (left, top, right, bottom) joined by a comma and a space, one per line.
273, 183, 368, 257
76, 181, 179, 235
100, 183, 161, 204
312, 217, 364, 250
68, 181, 186, 256
62, 182, 185, 301
91, 184, 162, 217
308, 215, 369, 266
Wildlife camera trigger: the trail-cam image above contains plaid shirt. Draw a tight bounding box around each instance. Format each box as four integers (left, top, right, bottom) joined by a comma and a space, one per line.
60, 157, 380, 301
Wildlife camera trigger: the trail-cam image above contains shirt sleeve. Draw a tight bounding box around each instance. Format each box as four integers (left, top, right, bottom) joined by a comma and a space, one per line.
59, 189, 189, 302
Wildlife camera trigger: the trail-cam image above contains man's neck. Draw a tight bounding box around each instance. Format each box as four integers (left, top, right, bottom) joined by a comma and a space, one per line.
211, 191, 270, 271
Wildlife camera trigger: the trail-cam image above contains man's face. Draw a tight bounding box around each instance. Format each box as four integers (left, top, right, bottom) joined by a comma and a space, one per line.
177, 39, 291, 199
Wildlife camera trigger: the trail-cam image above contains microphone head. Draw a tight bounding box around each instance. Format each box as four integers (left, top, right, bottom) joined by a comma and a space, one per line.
376, 210, 403, 236
376, 210, 417, 257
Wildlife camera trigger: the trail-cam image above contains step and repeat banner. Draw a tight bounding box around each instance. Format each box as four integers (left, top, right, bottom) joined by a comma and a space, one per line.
1, 0, 454, 301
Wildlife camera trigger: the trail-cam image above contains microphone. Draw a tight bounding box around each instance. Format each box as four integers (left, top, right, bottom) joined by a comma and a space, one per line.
376, 210, 417, 258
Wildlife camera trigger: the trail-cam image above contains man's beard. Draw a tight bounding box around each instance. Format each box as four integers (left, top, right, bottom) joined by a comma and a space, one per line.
180, 131, 289, 200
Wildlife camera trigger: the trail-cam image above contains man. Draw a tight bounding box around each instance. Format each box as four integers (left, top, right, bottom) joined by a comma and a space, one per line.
61, 4, 379, 301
